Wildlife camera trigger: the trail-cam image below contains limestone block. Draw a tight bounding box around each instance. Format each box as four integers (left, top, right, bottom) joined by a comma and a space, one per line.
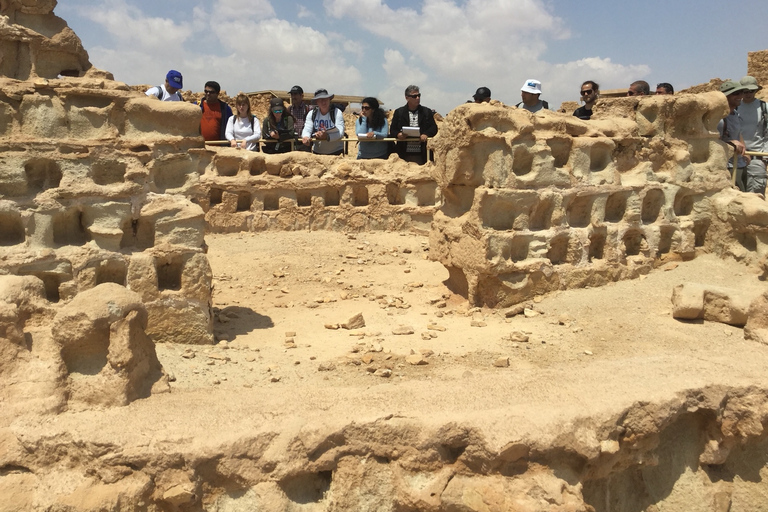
19, 93, 68, 138
744, 292, 768, 345
140, 194, 206, 248
145, 297, 213, 345
180, 252, 213, 302
671, 283, 752, 326
82, 201, 132, 252
0, 274, 48, 321
441, 473, 591, 512
51, 283, 168, 406
123, 98, 201, 140
127, 253, 159, 302
0, 302, 25, 347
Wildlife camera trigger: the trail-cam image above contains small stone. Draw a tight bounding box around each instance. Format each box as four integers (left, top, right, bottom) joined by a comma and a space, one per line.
533, 296, 543, 304
392, 325, 415, 335
600, 440, 620, 455
181, 351, 196, 359
325, 323, 340, 330
342, 313, 366, 330
504, 305, 526, 318
420, 349, 434, 357
408, 282, 424, 288
493, 357, 510, 368
584, 350, 593, 356
270, 376, 281, 383
523, 308, 539, 318
362, 354, 374, 364
285, 337, 295, 344
509, 331, 529, 343
470, 320, 487, 327
558, 314, 573, 325
421, 332, 432, 340
285, 331, 297, 337
374, 368, 392, 378
428, 324, 447, 332
318, 363, 336, 372
406, 354, 428, 365
212, 379, 221, 385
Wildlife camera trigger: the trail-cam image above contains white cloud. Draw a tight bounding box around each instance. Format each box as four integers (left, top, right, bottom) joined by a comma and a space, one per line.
323, 0, 647, 112
77, 0, 192, 50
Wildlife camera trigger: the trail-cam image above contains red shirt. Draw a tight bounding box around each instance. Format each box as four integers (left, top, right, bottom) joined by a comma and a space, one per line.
200, 100, 222, 141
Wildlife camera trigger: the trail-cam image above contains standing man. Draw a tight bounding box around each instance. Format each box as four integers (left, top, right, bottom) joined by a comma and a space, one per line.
145, 70, 183, 101
627, 81, 650, 97
390, 85, 438, 165
573, 80, 599, 120
301, 89, 345, 156
737, 76, 767, 195
289, 86, 311, 151
473, 87, 491, 104
198, 81, 233, 142
717, 80, 749, 191
517, 79, 548, 113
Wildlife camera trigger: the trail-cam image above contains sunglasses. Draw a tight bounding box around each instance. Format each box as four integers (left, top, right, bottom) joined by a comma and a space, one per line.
407, 94, 421, 99
204, 90, 217, 94
361, 105, 371, 110
272, 109, 283, 113
580, 89, 594, 95
627, 90, 637, 96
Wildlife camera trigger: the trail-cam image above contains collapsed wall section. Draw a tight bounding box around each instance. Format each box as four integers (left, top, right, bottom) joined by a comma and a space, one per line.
430, 94, 768, 307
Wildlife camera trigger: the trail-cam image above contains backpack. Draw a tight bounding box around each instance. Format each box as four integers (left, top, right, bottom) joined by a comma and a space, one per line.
758, 99, 768, 136
155, 86, 182, 101
310, 106, 348, 153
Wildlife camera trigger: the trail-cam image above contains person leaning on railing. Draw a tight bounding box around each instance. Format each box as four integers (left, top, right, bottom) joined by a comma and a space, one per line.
389, 85, 438, 165
262, 97, 295, 154
225, 93, 261, 151
356, 97, 389, 160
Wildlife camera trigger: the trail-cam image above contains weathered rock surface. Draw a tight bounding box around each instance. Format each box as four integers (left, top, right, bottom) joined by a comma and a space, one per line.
744, 291, 768, 345
671, 283, 753, 326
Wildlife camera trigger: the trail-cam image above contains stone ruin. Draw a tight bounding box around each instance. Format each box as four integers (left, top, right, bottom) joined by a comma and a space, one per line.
429, 94, 768, 307
3, 1, 768, 510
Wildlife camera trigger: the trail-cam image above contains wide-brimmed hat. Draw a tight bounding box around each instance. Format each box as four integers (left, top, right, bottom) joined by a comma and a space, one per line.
521, 79, 541, 95
473, 87, 491, 100
313, 89, 334, 100
720, 80, 746, 96
740, 76, 761, 92
166, 70, 183, 89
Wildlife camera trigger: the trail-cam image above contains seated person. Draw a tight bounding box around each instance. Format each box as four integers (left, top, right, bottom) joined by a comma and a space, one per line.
225, 94, 261, 151
356, 97, 389, 160
262, 98, 295, 154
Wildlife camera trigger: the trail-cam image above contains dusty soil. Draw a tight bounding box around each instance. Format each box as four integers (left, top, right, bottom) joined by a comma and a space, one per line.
151, 230, 768, 419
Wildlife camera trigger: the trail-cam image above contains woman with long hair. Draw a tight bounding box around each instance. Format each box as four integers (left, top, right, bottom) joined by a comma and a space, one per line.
225, 94, 261, 151
262, 97, 295, 154
356, 97, 388, 160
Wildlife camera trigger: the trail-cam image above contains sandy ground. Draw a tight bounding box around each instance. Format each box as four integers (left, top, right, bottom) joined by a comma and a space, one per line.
121, 230, 768, 438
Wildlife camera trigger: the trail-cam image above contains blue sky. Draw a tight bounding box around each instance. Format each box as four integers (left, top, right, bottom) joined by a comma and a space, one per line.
58, 0, 766, 115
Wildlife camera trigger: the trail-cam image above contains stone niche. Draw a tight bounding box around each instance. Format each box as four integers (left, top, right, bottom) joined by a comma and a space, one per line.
429, 93, 768, 307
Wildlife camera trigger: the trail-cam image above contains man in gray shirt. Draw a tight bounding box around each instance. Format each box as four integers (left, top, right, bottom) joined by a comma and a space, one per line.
737, 76, 767, 195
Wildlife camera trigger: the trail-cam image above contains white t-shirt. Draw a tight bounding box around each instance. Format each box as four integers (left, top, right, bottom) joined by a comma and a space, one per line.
225, 116, 261, 151
737, 99, 767, 152
145, 84, 182, 101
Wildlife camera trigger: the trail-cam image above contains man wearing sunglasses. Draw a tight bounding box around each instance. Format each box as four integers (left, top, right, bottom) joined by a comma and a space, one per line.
198, 81, 233, 142
390, 85, 438, 165
573, 81, 599, 120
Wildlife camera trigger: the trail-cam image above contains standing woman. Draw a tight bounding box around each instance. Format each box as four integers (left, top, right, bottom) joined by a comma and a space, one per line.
262, 98, 295, 154
226, 94, 261, 151
356, 97, 389, 160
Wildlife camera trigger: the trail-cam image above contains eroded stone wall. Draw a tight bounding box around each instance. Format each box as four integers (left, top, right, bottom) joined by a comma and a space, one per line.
429, 93, 768, 307
200, 151, 440, 234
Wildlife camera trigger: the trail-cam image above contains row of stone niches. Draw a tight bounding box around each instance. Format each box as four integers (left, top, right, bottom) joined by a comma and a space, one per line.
15, 254, 187, 303
479, 188, 696, 231
208, 182, 440, 212
499, 221, 711, 265
0, 208, 157, 250
0, 158, 130, 197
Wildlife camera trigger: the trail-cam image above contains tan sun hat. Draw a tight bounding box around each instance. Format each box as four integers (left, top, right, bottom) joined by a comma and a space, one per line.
740, 76, 761, 91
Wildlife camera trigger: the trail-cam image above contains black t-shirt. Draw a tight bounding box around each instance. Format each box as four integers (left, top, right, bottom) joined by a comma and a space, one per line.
573, 105, 593, 120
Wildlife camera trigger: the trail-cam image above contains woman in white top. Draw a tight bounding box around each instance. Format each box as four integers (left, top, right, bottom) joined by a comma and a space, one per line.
226, 94, 261, 151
